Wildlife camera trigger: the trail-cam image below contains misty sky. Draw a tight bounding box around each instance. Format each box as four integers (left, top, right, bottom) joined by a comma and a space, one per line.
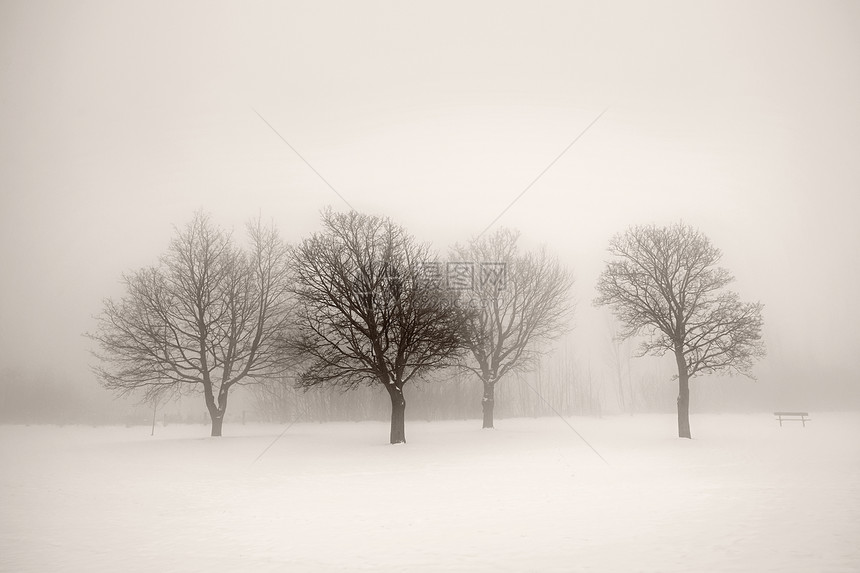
1, 1, 858, 406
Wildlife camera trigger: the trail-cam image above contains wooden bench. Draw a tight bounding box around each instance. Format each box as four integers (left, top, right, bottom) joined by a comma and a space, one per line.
774, 411, 810, 427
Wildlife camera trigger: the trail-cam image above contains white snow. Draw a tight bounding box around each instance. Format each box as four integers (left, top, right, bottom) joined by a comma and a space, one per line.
2, 413, 859, 572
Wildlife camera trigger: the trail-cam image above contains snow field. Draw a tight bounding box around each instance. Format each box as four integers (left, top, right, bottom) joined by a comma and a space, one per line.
1, 413, 858, 572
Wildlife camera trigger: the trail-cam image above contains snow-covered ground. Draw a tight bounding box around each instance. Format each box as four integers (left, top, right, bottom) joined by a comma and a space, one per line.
2, 413, 858, 572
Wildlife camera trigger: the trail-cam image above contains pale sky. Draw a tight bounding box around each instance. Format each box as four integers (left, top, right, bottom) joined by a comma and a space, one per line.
1, 1, 858, 409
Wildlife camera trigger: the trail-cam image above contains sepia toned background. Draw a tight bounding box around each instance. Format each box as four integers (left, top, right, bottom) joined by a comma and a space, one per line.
1, 0, 858, 420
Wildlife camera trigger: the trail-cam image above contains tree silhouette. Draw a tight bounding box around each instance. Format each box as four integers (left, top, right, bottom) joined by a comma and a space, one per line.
595, 222, 765, 438
453, 228, 573, 428
289, 209, 469, 443
88, 212, 292, 436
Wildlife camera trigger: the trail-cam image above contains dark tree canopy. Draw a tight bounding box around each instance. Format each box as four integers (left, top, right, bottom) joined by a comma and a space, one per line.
88, 212, 292, 436
594, 222, 764, 438
289, 209, 470, 443
452, 228, 574, 428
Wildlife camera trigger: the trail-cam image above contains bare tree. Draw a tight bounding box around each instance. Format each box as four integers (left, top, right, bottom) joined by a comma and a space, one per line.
288, 209, 469, 444
452, 228, 574, 429
594, 222, 765, 438
88, 212, 293, 436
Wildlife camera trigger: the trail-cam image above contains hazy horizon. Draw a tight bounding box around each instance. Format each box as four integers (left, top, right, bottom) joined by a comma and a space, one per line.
2, 0, 859, 421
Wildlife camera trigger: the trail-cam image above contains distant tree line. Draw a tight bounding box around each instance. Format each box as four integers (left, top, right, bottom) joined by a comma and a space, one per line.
88, 210, 764, 441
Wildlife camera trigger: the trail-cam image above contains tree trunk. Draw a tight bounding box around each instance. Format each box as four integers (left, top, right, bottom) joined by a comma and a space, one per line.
210, 412, 224, 437
206, 386, 229, 437
386, 385, 407, 444
675, 351, 691, 439
482, 380, 495, 429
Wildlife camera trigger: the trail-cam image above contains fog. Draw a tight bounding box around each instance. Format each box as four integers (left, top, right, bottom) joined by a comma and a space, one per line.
1, 0, 859, 422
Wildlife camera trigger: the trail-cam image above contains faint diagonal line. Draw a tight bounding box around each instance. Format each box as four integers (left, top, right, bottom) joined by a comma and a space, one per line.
522, 378, 610, 466
476, 107, 608, 239
250, 404, 310, 465
253, 108, 355, 211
